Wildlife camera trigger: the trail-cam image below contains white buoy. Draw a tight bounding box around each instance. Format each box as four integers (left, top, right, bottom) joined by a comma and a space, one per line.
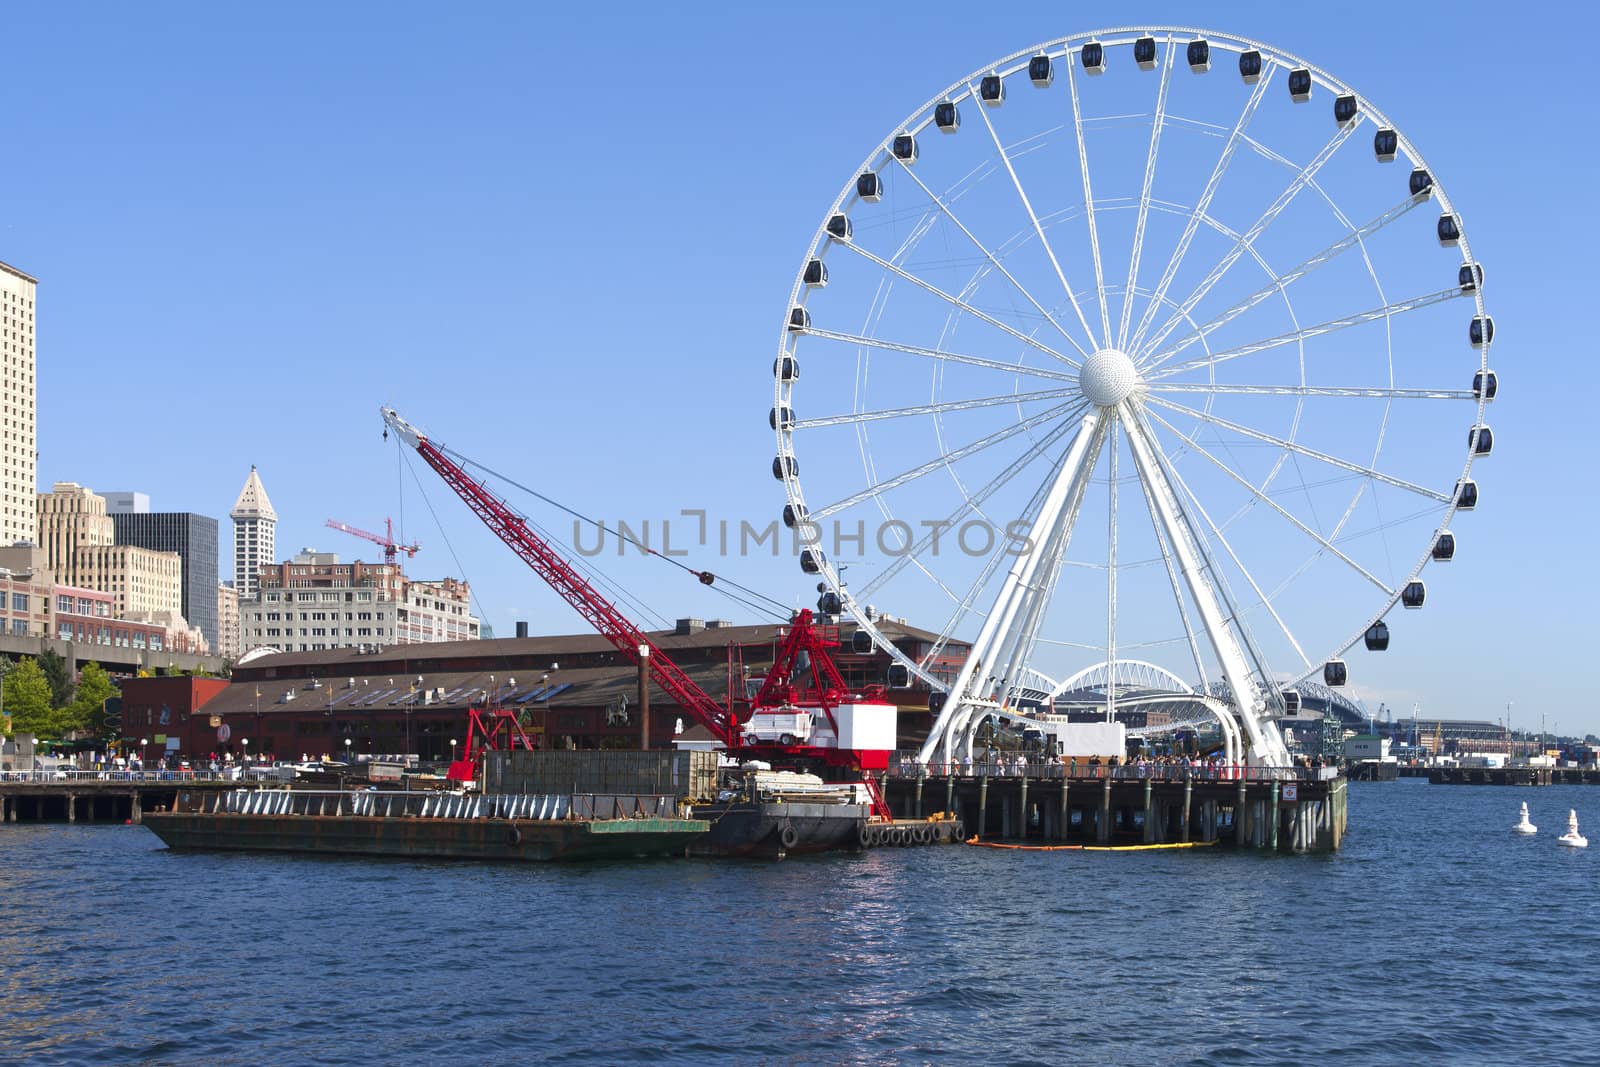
1513, 801, 1537, 835
1558, 809, 1588, 849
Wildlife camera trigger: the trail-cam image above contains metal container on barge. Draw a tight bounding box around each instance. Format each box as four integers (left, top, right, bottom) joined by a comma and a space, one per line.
488, 750, 870, 859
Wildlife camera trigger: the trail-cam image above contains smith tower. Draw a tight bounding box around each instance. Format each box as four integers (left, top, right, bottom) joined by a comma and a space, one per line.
230, 466, 276, 599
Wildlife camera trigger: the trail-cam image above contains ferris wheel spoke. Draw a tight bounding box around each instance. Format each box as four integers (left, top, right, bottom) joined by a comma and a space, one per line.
855, 412, 1083, 606
810, 400, 1079, 521
1148, 383, 1475, 400
890, 153, 1088, 361
1143, 405, 1397, 596
1064, 51, 1113, 347
1118, 38, 1176, 350
1127, 68, 1276, 355
1144, 287, 1461, 381
914, 448, 1064, 672
1144, 394, 1451, 502
793, 386, 1078, 430
1143, 418, 1317, 672
838, 241, 1077, 366
965, 79, 1101, 350
800, 326, 1079, 383
1135, 120, 1362, 359
1144, 194, 1429, 367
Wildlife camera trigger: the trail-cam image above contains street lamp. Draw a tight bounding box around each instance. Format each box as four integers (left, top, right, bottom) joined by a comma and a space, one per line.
449, 737, 457, 764
242, 738, 250, 766
139, 737, 148, 768
344, 737, 352, 764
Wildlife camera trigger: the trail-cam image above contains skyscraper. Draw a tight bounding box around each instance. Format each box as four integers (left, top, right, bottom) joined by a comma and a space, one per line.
0, 261, 37, 546
111, 510, 220, 650
230, 466, 276, 599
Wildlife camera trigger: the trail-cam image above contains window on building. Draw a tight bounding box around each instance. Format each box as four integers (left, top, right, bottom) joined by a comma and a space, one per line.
11, 619, 26, 635
11, 593, 26, 612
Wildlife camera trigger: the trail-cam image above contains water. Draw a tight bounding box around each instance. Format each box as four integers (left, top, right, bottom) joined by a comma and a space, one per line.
1, 782, 1597, 1065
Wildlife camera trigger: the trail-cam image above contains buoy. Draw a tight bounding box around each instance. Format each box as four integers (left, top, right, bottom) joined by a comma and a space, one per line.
1558, 809, 1588, 849
1512, 801, 1537, 835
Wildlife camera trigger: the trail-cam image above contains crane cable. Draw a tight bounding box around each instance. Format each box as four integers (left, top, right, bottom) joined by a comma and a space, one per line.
398, 447, 674, 633
438, 444, 793, 621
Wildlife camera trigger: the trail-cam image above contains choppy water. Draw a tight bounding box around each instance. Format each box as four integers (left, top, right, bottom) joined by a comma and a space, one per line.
1, 782, 1597, 1065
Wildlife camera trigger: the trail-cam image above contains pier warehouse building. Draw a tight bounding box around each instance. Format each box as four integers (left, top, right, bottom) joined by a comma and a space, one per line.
142, 617, 965, 761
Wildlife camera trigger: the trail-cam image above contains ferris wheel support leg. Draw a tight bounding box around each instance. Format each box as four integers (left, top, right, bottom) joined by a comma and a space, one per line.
1120, 402, 1290, 768
917, 413, 1106, 765
989, 424, 1114, 712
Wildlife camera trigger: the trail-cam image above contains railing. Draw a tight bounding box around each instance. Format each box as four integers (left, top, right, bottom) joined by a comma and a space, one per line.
169, 789, 680, 820
0, 768, 284, 785
888, 757, 1342, 784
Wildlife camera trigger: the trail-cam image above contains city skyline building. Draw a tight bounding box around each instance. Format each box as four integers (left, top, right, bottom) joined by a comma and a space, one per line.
239, 549, 479, 654
103, 491, 151, 515
36, 482, 191, 639
0, 261, 36, 549
230, 466, 275, 600
217, 581, 240, 661
111, 510, 220, 650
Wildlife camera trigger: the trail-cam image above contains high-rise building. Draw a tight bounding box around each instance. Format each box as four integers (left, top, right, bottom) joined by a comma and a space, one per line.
103, 491, 150, 515
36, 482, 189, 630
230, 466, 276, 600
111, 510, 220, 650
0, 261, 36, 547
217, 581, 241, 661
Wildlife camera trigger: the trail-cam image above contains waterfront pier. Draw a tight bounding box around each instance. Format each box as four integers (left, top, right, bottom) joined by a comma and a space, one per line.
0, 776, 246, 825
883, 762, 1348, 853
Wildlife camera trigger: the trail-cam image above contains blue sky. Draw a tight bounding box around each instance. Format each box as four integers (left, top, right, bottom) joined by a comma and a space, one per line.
3, 2, 1590, 735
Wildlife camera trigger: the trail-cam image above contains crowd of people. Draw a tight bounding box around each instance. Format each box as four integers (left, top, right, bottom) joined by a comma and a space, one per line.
901, 750, 1329, 780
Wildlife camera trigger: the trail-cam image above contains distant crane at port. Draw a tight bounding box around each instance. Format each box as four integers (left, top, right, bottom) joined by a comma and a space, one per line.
325, 517, 420, 568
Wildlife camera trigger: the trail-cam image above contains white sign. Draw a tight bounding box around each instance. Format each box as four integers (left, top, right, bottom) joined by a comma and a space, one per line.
1282, 784, 1298, 802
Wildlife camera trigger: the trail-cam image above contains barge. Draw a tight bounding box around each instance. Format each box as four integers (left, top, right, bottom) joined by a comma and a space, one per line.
686, 767, 868, 858
143, 788, 707, 862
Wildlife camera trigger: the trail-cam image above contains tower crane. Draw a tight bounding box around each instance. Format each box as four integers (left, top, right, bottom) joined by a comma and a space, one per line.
378, 406, 897, 782
325, 517, 420, 567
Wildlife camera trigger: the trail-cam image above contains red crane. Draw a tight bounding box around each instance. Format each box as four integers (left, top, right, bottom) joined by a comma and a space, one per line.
378, 406, 897, 777
325, 517, 420, 567
380, 407, 737, 743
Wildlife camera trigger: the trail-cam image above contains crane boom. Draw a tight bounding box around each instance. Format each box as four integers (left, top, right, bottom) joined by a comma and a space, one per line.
380, 406, 736, 743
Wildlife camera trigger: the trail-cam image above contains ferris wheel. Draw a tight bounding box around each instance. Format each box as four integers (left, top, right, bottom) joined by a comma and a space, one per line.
770, 27, 1494, 765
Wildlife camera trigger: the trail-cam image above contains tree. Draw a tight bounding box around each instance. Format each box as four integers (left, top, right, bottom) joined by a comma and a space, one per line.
38, 648, 75, 709
67, 662, 117, 737
6, 659, 56, 738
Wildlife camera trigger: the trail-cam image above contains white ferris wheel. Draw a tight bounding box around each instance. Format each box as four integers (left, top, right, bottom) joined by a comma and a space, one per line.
770, 27, 1494, 766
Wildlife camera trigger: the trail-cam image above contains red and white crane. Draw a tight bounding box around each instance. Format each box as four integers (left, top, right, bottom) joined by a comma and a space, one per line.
379, 406, 897, 778
325, 517, 420, 567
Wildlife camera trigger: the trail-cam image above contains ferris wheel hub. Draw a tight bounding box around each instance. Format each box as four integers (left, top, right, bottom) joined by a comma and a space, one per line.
1078, 347, 1140, 408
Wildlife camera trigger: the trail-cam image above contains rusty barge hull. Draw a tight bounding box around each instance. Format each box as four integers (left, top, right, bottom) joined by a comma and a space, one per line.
142, 812, 708, 862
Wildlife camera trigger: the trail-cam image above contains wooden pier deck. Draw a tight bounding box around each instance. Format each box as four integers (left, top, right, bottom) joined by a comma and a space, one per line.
881, 764, 1348, 852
